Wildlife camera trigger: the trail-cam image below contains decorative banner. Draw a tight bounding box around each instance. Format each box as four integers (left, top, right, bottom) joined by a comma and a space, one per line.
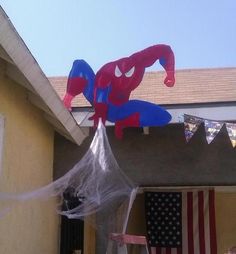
184, 114, 236, 148
184, 114, 203, 142
204, 119, 224, 144
225, 123, 236, 148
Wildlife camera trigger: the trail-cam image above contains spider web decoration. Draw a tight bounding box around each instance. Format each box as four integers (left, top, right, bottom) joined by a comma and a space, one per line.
0, 122, 137, 253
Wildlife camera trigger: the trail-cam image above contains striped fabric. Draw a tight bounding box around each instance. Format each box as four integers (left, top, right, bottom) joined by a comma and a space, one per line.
145, 189, 217, 254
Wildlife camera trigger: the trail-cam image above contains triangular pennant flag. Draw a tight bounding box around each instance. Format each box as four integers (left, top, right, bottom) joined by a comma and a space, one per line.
225, 123, 236, 148
184, 114, 203, 142
204, 120, 224, 144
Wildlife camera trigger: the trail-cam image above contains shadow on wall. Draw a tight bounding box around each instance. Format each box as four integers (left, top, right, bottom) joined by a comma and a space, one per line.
53, 124, 236, 186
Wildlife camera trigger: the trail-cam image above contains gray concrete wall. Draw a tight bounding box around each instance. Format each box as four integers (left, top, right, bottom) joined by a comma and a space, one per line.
54, 124, 236, 186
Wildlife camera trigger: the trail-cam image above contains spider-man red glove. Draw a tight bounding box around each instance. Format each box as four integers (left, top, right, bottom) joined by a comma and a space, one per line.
164, 71, 175, 87
63, 77, 87, 111
89, 102, 108, 128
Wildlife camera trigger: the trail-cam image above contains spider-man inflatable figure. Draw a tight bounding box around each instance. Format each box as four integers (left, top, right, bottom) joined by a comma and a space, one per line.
63, 44, 175, 139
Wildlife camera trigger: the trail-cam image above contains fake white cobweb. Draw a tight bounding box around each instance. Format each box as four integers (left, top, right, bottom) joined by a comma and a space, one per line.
0, 122, 138, 254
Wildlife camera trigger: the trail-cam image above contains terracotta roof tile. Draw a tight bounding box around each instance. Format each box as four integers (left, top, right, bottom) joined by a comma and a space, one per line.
49, 67, 236, 107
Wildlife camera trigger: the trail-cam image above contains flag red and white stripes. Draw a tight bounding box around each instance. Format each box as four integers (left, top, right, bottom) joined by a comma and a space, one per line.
145, 189, 217, 254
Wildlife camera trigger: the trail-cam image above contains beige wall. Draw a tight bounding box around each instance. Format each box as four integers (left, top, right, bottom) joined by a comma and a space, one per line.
127, 191, 236, 254
84, 220, 96, 254
216, 192, 236, 254
55, 125, 236, 187
0, 74, 59, 254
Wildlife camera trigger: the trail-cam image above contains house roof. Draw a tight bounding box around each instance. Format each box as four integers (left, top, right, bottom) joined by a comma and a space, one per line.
49, 66, 236, 126
0, 7, 87, 145
49, 67, 236, 107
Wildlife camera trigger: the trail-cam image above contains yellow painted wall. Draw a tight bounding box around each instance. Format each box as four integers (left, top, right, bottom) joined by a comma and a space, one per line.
0, 74, 59, 253
84, 219, 96, 254
216, 192, 236, 254
127, 191, 236, 254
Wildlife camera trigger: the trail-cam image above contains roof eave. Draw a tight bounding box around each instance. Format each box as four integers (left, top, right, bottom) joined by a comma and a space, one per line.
0, 7, 87, 145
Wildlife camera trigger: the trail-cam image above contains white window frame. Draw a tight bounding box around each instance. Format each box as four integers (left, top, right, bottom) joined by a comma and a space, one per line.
0, 115, 4, 175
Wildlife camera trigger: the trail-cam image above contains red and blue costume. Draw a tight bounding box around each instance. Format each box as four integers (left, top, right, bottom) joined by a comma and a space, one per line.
63, 44, 175, 139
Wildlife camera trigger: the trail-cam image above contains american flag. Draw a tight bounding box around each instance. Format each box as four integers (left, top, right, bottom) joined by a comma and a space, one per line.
145, 189, 217, 254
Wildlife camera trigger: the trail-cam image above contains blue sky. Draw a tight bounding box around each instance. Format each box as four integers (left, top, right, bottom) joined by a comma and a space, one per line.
1, 0, 236, 76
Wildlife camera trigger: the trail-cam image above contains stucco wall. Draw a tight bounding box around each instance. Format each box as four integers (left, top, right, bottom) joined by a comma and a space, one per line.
54, 125, 236, 185
0, 75, 59, 254
215, 192, 236, 253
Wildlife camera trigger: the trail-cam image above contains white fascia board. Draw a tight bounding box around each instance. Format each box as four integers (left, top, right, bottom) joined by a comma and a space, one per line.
0, 7, 87, 145
0, 45, 14, 64
73, 103, 236, 127
167, 103, 236, 123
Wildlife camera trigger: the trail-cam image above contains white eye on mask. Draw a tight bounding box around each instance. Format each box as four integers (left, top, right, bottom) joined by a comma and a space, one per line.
115, 65, 122, 77
125, 66, 135, 77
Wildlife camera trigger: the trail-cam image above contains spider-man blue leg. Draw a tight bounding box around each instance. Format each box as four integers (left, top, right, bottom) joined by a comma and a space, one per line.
107, 100, 171, 139
63, 60, 95, 110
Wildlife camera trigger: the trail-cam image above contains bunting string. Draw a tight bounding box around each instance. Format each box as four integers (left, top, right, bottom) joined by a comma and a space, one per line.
183, 114, 236, 148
